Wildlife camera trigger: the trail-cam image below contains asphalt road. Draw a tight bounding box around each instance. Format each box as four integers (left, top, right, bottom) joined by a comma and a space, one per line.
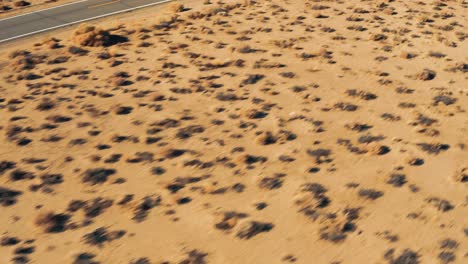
0, 0, 172, 43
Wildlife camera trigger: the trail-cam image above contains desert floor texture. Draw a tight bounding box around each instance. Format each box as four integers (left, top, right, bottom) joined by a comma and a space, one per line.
0, 0, 467, 263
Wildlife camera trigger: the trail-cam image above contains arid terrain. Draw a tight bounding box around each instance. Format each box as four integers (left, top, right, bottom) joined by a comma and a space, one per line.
0, 0, 467, 263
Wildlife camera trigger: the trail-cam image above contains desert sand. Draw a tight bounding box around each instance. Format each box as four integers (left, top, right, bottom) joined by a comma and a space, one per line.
0, 0, 467, 263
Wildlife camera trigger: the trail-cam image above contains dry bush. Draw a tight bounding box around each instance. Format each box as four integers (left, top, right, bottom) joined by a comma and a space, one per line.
39, 37, 62, 49
453, 167, 467, 183
242, 0, 255, 6
35, 211, 70, 233
9, 52, 46, 71
187, 11, 205, 19
13, 0, 30, 7
201, 2, 241, 17
168, 2, 184, 13
8, 49, 29, 59
72, 23, 110, 47
154, 15, 179, 30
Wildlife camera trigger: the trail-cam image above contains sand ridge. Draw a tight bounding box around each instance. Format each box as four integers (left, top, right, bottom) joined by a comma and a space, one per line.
0, 0, 467, 263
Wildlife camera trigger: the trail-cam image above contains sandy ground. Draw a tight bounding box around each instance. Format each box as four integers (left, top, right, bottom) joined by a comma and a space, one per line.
0, 0, 467, 263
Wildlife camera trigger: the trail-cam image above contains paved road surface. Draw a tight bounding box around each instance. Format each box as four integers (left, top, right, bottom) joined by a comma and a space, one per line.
0, 0, 172, 43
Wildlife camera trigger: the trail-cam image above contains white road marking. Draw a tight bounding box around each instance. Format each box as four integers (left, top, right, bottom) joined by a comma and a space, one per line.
0, 0, 173, 43
88, 0, 120, 9
0, 0, 90, 22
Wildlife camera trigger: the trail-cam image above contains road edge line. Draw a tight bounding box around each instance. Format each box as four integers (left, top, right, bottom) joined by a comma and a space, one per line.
0, 0, 173, 43
0, 0, 90, 22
